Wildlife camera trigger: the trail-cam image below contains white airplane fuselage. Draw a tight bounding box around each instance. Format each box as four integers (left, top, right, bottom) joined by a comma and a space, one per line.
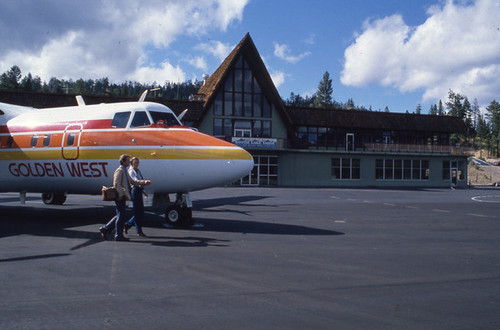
0, 100, 254, 197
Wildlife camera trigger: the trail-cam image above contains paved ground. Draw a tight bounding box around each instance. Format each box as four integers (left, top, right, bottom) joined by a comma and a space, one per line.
0, 187, 499, 329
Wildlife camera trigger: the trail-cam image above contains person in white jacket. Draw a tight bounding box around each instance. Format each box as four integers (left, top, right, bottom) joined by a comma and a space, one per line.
124, 157, 151, 237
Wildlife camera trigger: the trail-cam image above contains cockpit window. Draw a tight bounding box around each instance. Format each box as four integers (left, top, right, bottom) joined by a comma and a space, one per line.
150, 111, 180, 127
111, 111, 131, 128
131, 111, 151, 127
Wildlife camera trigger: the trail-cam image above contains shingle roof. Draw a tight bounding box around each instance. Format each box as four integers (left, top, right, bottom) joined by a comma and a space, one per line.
287, 106, 466, 133
196, 35, 244, 106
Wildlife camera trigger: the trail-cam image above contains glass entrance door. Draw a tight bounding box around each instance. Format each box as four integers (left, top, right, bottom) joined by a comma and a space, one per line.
450, 160, 458, 186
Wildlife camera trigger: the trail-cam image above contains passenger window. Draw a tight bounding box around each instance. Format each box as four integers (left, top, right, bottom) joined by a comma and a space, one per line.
131, 111, 151, 127
7, 136, 13, 148
31, 135, 38, 147
67, 134, 75, 146
111, 111, 131, 128
43, 135, 51, 147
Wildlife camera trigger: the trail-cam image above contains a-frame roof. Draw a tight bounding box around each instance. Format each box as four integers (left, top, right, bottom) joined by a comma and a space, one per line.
196, 33, 292, 129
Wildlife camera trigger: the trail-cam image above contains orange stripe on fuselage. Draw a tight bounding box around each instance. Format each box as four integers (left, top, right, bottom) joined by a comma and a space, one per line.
79, 129, 235, 148
1, 125, 252, 161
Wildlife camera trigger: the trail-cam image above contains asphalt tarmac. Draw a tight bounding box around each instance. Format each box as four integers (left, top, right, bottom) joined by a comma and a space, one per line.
1, 187, 499, 329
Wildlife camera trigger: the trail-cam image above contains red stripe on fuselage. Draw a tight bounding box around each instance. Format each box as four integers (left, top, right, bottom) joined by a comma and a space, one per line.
4, 120, 189, 134
5, 119, 114, 133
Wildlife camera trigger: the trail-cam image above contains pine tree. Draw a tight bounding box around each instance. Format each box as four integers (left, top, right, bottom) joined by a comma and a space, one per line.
0, 65, 22, 90
315, 71, 333, 108
486, 100, 500, 156
428, 104, 437, 115
438, 100, 444, 115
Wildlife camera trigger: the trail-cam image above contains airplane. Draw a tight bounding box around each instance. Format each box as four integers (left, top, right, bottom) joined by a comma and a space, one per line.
0, 91, 254, 226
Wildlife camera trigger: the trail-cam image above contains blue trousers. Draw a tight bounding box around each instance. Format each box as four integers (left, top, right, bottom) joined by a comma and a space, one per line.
125, 187, 144, 234
105, 198, 127, 238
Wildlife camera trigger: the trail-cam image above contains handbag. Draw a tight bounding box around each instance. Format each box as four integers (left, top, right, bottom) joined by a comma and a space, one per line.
101, 186, 118, 201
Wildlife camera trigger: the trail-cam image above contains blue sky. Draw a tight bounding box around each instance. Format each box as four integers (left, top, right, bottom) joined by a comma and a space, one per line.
0, 0, 499, 113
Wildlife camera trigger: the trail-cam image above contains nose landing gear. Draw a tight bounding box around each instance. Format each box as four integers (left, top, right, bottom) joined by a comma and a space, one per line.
164, 193, 193, 227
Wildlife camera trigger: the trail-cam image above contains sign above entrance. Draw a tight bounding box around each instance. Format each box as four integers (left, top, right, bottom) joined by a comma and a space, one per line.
232, 137, 277, 149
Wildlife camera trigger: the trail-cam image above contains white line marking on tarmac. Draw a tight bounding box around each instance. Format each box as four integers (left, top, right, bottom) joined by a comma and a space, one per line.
467, 213, 490, 218
472, 195, 500, 203
433, 209, 450, 213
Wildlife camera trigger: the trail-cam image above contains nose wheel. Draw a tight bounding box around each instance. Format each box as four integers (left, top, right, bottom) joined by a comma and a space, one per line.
165, 205, 193, 226
164, 193, 193, 227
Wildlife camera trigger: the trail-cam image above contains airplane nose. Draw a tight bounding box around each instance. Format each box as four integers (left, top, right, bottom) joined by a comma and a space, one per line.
225, 146, 254, 181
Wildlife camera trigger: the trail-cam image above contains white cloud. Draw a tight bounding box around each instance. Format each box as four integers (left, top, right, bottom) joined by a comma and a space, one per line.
303, 34, 316, 45
196, 41, 234, 61
341, 0, 500, 107
273, 42, 311, 64
187, 56, 208, 71
0, 0, 249, 84
270, 70, 286, 88
130, 62, 186, 85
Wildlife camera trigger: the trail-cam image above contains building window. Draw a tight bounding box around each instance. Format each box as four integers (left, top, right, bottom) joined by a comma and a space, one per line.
332, 158, 360, 180
212, 54, 273, 139
214, 119, 271, 138
214, 118, 223, 136
234, 121, 252, 137
376, 159, 429, 180
443, 160, 465, 181
296, 126, 333, 149
237, 155, 278, 186
258, 155, 278, 185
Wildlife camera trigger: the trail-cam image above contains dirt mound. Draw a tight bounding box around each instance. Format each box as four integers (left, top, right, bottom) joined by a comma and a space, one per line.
468, 162, 500, 186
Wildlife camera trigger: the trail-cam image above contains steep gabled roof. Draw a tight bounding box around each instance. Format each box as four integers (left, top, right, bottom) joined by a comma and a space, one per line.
287, 106, 466, 133
196, 33, 292, 130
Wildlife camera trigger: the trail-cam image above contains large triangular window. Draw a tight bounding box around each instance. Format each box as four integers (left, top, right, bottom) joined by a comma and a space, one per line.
212, 55, 272, 138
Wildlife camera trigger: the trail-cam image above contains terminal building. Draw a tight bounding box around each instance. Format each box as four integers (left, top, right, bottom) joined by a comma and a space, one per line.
0, 33, 469, 188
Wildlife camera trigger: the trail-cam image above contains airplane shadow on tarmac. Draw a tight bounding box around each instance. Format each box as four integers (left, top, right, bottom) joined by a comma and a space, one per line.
0, 194, 343, 256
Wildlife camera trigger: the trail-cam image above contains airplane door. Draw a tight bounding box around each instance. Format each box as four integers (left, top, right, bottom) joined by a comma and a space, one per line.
62, 124, 83, 160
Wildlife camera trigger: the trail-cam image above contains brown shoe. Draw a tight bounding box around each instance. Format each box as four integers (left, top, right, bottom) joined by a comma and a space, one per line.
137, 232, 147, 237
